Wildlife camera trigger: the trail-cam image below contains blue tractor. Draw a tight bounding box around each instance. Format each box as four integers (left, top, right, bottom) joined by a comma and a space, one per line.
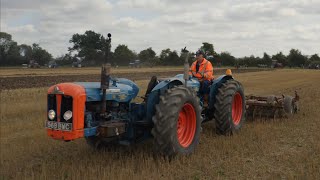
46, 34, 245, 157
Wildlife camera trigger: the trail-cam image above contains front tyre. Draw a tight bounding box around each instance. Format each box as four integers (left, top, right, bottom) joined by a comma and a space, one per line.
214, 79, 245, 135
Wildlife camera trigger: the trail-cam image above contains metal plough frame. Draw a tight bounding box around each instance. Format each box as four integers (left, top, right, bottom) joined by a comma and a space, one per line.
245, 91, 299, 120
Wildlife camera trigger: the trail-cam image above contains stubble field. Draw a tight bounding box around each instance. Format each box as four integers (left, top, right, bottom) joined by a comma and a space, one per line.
0, 67, 319, 179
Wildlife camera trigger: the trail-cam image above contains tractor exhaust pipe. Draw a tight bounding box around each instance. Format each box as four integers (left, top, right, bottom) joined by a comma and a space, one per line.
101, 33, 112, 115
182, 47, 190, 87
101, 64, 111, 113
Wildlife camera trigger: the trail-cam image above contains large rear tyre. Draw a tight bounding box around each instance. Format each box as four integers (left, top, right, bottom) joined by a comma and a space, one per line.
152, 86, 202, 157
214, 79, 245, 135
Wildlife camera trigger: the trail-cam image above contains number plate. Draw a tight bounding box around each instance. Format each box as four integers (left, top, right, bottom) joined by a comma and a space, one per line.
46, 121, 72, 131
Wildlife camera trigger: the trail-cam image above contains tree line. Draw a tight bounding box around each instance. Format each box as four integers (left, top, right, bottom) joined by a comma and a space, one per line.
0, 32, 52, 66
1, 31, 319, 68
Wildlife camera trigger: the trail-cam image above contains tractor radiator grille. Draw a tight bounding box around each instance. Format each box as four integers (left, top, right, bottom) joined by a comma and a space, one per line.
47, 94, 73, 122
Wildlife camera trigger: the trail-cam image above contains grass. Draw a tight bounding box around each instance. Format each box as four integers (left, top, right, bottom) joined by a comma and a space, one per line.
1, 69, 320, 179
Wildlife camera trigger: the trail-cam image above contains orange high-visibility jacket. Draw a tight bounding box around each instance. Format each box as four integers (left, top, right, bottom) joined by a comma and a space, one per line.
189, 58, 214, 80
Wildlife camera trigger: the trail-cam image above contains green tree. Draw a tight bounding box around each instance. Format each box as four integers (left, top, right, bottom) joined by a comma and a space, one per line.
68, 30, 110, 65
168, 50, 180, 66
0, 32, 20, 65
19, 44, 33, 64
0, 32, 13, 57
0, 32, 13, 52
288, 49, 307, 67
159, 48, 171, 65
113, 44, 136, 66
272, 52, 288, 66
0, 32, 11, 40
307, 54, 320, 68
261, 52, 272, 66
237, 55, 259, 67
219, 52, 236, 66
55, 53, 75, 66
0, 32, 53, 66
200, 42, 217, 56
159, 49, 180, 66
4, 42, 21, 66
31, 43, 52, 65
309, 54, 320, 62
138, 47, 156, 66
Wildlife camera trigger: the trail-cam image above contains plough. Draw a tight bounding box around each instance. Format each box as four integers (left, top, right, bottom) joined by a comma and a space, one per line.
245, 91, 299, 120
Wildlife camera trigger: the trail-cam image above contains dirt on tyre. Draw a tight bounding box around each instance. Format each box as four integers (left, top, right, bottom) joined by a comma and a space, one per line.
214, 79, 245, 135
152, 86, 202, 158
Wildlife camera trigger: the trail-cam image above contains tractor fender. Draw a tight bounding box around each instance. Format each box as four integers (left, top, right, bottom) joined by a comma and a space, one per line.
151, 78, 184, 92
208, 75, 234, 110
146, 78, 184, 123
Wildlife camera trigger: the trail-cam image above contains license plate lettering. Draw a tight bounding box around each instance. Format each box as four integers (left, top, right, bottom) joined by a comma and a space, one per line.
46, 121, 72, 131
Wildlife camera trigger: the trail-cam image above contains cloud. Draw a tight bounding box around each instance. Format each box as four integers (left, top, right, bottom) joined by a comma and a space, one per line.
1, 0, 319, 58
279, 8, 297, 17
10, 24, 37, 33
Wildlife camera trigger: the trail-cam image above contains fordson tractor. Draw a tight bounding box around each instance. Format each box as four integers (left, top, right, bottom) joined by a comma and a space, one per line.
46, 34, 245, 157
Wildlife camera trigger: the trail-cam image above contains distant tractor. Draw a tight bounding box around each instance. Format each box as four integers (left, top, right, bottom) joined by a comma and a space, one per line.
272, 60, 283, 68
274, 63, 283, 68
308, 63, 320, 69
129, 59, 141, 68
72, 57, 84, 68
48, 61, 58, 68
28, 60, 40, 68
46, 34, 246, 157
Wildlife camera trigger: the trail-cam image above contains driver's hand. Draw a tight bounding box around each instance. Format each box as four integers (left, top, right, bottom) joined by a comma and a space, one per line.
200, 72, 205, 78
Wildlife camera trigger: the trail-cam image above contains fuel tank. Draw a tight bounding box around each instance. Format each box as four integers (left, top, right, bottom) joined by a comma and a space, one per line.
75, 78, 139, 102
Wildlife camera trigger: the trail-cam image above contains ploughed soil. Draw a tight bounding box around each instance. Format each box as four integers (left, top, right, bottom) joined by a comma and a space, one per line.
0, 68, 272, 90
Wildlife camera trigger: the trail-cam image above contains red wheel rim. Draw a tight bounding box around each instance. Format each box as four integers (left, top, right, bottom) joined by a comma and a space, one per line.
177, 103, 196, 148
232, 92, 243, 125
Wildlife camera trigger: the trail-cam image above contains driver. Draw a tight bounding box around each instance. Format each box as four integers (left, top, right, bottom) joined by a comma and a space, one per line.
189, 49, 214, 107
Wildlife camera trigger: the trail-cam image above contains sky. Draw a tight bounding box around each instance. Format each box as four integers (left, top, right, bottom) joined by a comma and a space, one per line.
1, 0, 319, 58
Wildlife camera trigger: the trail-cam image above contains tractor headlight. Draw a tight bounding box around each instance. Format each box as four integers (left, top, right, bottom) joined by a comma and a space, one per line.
48, 110, 56, 120
63, 110, 72, 121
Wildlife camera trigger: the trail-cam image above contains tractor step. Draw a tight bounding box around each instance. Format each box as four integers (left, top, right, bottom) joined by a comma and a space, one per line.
98, 121, 126, 137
